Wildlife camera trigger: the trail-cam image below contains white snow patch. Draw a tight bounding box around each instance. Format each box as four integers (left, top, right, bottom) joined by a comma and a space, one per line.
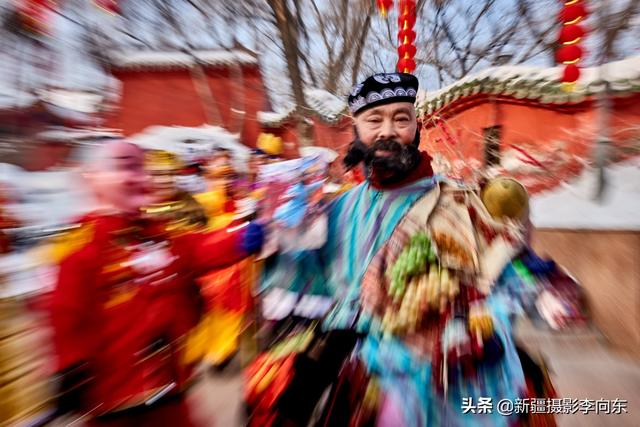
257, 110, 292, 125
110, 49, 258, 69
37, 89, 104, 114
422, 55, 640, 104
257, 88, 347, 125
128, 125, 250, 169
304, 88, 347, 118
531, 157, 640, 230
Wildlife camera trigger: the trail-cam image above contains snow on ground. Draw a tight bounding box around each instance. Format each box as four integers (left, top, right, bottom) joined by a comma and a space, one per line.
531, 158, 640, 230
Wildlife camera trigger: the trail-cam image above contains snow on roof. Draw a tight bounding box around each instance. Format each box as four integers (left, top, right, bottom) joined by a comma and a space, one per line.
36, 127, 121, 142
128, 125, 250, 169
258, 88, 348, 126
530, 157, 640, 230
37, 89, 104, 114
305, 89, 347, 121
419, 55, 640, 116
110, 49, 258, 70
257, 110, 292, 125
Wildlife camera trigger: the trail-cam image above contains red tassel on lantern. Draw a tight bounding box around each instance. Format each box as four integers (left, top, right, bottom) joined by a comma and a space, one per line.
561, 64, 581, 83
558, 24, 585, 45
397, 58, 416, 73
556, 44, 583, 64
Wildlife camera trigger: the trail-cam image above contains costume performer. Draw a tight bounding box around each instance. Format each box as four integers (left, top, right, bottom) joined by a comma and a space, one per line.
254, 73, 565, 427
50, 141, 264, 426
186, 163, 255, 369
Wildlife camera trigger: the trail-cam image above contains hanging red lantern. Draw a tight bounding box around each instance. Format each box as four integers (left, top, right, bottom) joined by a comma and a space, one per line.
397, 58, 416, 73
561, 64, 581, 83
398, 29, 417, 44
557, 1, 588, 89
558, 24, 585, 44
398, 13, 416, 29
17, 0, 54, 35
556, 44, 583, 64
559, 3, 587, 24
396, 0, 418, 74
398, 1, 416, 16
376, 0, 393, 17
398, 43, 417, 59
94, 0, 120, 14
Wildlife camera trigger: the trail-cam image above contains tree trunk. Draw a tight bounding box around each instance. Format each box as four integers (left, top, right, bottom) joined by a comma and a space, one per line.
268, 0, 312, 146
189, 59, 224, 126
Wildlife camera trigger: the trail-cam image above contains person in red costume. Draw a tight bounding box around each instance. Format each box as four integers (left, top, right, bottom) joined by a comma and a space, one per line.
50, 140, 264, 426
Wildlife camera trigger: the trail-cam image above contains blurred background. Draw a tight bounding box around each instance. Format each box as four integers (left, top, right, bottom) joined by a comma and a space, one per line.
0, 0, 638, 426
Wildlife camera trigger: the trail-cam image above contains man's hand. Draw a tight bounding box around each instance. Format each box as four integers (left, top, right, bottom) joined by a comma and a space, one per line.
240, 221, 265, 254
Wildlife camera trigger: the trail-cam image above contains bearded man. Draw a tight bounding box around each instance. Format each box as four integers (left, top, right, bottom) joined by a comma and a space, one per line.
258, 73, 560, 427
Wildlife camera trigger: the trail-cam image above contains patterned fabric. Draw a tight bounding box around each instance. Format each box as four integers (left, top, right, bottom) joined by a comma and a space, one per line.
360, 293, 526, 427
348, 72, 419, 115
356, 183, 529, 427
260, 176, 440, 328
361, 182, 525, 320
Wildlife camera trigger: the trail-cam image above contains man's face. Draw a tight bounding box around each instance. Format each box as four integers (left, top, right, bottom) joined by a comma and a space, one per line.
87, 142, 152, 215
354, 102, 417, 148
352, 102, 421, 184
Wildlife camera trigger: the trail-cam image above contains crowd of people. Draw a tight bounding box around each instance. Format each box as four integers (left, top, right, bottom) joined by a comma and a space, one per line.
0, 72, 584, 427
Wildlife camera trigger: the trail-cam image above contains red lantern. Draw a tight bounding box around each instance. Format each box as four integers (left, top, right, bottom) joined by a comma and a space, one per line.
397, 0, 418, 74
398, 29, 417, 44
399, 0, 416, 11
398, 43, 417, 59
562, 64, 581, 83
556, 44, 583, 64
559, 3, 587, 24
376, 0, 393, 17
558, 24, 585, 44
398, 13, 416, 29
94, 0, 120, 14
17, 0, 54, 35
397, 58, 416, 73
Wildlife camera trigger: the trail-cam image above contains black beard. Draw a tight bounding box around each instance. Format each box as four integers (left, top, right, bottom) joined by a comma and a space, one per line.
364, 139, 421, 184
343, 137, 421, 185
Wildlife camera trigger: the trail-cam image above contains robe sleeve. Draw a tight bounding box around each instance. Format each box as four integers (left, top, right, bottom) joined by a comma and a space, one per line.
180, 226, 248, 276
51, 246, 99, 371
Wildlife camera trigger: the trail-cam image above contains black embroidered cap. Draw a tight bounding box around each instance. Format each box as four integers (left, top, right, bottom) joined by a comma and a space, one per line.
348, 72, 419, 116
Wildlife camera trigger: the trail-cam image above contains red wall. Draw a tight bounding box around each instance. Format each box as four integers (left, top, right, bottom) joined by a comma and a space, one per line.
106, 65, 270, 148
420, 93, 640, 192
263, 116, 354, 162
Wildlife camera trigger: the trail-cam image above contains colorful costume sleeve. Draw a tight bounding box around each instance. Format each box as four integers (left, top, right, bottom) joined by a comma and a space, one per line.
182, 223, 262, 276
